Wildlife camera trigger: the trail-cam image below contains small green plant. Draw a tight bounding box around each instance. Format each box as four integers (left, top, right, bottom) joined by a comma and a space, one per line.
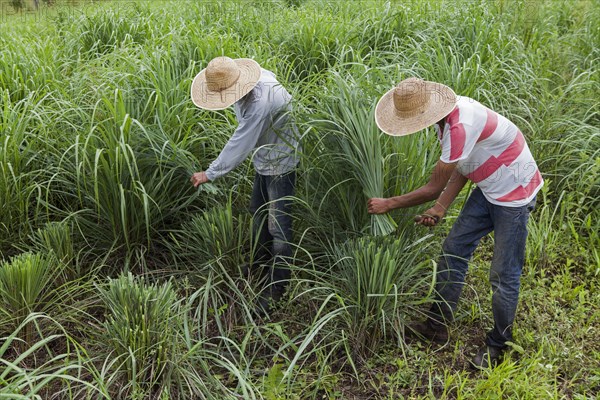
98, 272, 257, 399
0, 252, 65, 344
327, 233, 436, 359
98, 272, 179, 395
263, 362, 285, 400
167, 199, 251, 273
28, 221, 75, 268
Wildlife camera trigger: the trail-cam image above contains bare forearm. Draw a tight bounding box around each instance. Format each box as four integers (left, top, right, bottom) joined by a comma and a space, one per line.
436, 171, 468, 209
387, 160, 463, 210
416, 171, 468, 227
387, 185, 442, 210
367, 160, 458, 215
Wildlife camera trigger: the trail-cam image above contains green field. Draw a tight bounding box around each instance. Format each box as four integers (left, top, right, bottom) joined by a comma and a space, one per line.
0, 0, 599, 398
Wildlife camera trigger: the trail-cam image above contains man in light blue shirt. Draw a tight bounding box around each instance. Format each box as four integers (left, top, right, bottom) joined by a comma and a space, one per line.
190, 57, 300, 313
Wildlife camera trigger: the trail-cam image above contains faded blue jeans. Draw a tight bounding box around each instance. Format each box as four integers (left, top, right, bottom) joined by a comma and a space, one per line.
249, 171, 295, 283
430, 187, 536, 348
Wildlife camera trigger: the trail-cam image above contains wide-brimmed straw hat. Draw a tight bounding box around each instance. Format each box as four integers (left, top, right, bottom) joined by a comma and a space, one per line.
375, 77, 457, 136
191, 56, 261, 110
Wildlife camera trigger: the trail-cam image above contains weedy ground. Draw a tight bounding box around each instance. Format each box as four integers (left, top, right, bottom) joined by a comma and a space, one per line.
0, 0, 598, 399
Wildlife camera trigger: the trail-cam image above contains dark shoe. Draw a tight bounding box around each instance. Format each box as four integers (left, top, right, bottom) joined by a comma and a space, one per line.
471, 345, 504, 369
409, 320, 449, 344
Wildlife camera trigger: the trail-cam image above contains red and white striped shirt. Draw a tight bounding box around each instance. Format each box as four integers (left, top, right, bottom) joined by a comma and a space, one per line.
435, 97, 543, 207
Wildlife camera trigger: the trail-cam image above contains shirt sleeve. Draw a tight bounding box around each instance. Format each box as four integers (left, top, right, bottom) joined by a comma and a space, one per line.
205, 104, 266, 181
440, 122, 477, 164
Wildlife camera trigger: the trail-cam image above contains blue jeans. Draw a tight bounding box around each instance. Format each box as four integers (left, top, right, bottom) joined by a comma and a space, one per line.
249, 171, 295, 283
430, 187, 536, 348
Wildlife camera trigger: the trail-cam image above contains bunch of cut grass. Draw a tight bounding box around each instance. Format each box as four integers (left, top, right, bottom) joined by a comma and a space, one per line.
311, 71, 397, 236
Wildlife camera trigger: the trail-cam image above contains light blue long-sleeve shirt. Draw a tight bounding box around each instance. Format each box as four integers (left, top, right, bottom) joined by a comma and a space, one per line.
205, 69, 301, 181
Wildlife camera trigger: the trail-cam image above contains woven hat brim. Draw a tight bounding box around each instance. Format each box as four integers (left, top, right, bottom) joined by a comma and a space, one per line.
375, 82, 457, 136
190, 58, 261, 110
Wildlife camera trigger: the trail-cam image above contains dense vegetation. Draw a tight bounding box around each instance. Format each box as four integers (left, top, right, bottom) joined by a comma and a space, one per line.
0, 0, 598, 398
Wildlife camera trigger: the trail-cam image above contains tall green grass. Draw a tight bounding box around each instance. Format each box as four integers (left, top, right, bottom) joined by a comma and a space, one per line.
311, 72, 397, 236
98, 273, 179, 396
97, 272, 258, 398
0, 0, 598, 397
0, 92, 48, 257
0, 313, 107, 399
326, 233, 436, 359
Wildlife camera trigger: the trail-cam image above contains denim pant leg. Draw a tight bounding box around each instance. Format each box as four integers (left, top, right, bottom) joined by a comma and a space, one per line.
430, 188, 494, 325
266, 171, 296, 283
486, 197, 536, 348
249, 173, 273, 265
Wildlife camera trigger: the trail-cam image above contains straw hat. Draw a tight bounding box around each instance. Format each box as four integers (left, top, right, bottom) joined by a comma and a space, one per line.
375, 78, 457, 136
191, 57, 261, 110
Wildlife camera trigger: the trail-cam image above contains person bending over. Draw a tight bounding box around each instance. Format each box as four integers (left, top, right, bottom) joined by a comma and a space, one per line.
190, 57, 300, 314
368, 77, 542, 368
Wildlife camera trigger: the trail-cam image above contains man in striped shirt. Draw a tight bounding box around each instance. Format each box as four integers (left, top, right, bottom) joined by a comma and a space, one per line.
368, 78, 543, 368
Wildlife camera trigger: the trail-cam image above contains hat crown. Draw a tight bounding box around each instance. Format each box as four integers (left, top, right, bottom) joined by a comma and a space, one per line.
393, 78, 430, 117
205, 57, 241, 92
